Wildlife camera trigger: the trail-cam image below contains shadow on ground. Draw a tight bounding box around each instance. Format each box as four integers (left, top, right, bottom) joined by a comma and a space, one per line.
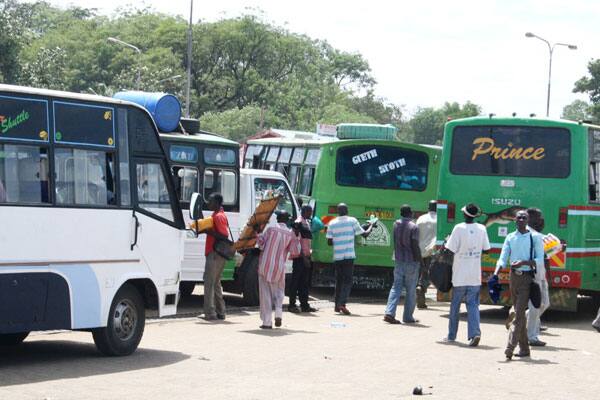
0, 340, 190, 387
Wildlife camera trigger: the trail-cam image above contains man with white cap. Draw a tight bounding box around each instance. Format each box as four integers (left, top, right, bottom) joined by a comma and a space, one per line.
443, 203, 490, 346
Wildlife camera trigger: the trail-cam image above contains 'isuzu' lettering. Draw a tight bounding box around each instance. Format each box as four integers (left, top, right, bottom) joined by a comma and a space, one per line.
471, 137, 545, 161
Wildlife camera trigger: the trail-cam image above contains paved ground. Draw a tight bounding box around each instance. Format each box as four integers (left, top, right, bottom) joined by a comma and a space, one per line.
1, 289, 599, 400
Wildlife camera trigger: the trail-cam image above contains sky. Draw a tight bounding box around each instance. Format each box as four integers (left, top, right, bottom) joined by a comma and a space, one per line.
45, 0, 599, 119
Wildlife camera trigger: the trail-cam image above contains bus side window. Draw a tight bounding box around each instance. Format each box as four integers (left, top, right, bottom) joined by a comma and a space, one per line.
54, 148, 116, 206
299, 167, 314, 196
590, 162, 599, 202
288, 165, 301, 193
204, 168, 237, 207
0, 144, 49, 204
173, 166, 199, 203
135, 161, 175, 222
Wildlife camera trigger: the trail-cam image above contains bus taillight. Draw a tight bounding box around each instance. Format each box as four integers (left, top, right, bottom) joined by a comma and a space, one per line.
559, 207, 568, 228
447, 202, 456, 222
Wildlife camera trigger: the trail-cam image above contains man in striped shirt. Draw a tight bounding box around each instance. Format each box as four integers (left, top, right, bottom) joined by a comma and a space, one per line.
326, 203, 373, 315
257, 210, 301, 329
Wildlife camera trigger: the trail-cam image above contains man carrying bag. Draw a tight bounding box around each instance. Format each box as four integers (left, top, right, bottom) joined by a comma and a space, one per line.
201, 193, 231, 321
493, 210, 544, 360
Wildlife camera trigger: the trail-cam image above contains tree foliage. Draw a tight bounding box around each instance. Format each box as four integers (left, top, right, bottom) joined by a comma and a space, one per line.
561, 99, 592, 122
573, 59, 600, 123
403, 101, 481, 145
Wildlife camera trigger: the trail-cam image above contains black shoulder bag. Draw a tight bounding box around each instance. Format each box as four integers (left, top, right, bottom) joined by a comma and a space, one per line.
529, 233, 542, 308
213, 222, 236, 260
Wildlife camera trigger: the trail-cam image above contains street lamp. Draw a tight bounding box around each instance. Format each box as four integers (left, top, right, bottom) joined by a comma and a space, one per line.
525, 32, 577, 117
185, 0, 194, 117
108, 37, 142, 90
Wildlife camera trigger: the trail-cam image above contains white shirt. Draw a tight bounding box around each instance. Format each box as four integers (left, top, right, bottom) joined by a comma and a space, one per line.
416, 211, 437, 257
529, 227, 547, 283
445, 222, 491, 286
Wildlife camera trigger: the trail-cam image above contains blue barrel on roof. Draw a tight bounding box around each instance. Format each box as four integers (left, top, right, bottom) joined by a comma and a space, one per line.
114, 91, 181, 132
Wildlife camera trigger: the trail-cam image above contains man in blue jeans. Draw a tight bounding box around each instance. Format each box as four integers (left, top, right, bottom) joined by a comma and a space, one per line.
443, 203, 491, 346
383, 204, 421, 324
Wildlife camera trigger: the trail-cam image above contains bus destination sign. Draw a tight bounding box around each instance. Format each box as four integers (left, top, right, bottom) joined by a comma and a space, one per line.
0, 95, 49, 142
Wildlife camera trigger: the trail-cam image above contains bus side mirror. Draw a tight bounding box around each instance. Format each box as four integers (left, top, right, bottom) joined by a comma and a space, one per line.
189, 192, 203, 221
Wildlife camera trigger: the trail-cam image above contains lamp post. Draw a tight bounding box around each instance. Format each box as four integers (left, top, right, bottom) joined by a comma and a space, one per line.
525, 32, 577, 117
108, 37, 142, 90
185, 0, 194, 117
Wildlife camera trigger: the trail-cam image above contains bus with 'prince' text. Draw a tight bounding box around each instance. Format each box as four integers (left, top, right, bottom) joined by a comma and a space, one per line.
436, 116, 600, 311
245, 124, 441, 289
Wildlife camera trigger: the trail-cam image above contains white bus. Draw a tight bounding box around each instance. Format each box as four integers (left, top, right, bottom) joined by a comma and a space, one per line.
0, 85, 185, 355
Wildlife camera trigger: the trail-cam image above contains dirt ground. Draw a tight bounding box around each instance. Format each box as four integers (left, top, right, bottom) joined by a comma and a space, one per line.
1, 289, 599, 400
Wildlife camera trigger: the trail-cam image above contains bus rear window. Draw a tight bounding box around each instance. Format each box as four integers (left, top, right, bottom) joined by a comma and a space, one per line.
336, 145, 428, 191
450, 126, 571, 178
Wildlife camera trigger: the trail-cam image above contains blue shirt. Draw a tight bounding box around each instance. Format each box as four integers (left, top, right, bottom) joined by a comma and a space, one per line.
326, 216, 364, 261
496, 229, 544, 272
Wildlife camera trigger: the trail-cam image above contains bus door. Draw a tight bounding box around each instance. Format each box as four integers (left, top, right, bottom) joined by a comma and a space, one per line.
128, 109, 184, 313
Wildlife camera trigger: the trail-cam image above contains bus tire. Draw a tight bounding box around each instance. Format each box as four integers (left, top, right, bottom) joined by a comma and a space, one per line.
179, 281, 196, 298
0, 332, 29, 346
242, 255, 260, 306
92, 284, 145, 356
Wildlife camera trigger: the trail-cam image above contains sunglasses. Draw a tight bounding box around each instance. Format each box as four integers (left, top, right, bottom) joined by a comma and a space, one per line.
516, 216, 528, 220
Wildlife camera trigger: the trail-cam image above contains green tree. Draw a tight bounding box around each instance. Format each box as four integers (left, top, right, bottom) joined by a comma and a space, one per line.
10, 4, 403, 138
574, 59, 600, 123
561, 99, 592, 121
200, 105, 278, 142
404, 101, 481, 144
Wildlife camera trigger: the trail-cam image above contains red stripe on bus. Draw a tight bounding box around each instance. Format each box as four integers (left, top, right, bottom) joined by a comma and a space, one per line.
567, 251, 600, 258
568, 205, 600, 211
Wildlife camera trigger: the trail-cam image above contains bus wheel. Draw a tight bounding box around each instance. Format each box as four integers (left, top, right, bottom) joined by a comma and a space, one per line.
92, 284, 145, 356
242, 255, 260, 306
179, 281, 196, 298
0, 332, 29, 346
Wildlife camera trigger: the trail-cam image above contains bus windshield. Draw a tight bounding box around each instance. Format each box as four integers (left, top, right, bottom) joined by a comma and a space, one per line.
450, 125, 571, 178
336, 145, 428, 191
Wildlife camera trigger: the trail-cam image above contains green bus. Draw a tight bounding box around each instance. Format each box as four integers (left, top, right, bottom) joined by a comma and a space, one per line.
245, 124, 442, 289
436, 116, 600, 311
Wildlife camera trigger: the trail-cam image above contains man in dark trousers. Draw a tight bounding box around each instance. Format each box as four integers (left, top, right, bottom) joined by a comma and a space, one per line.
326, 203, 373, 315
202, 193, 230, 321
493, 210, 544, 360
383, 204, 421, 324
288, 205, 318, 313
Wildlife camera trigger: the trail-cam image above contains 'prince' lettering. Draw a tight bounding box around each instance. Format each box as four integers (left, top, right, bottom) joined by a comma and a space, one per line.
471, 137, 545, 161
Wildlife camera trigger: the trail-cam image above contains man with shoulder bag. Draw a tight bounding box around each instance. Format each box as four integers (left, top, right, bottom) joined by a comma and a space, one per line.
493, 210, 544, 360
201, 193, 231, 321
